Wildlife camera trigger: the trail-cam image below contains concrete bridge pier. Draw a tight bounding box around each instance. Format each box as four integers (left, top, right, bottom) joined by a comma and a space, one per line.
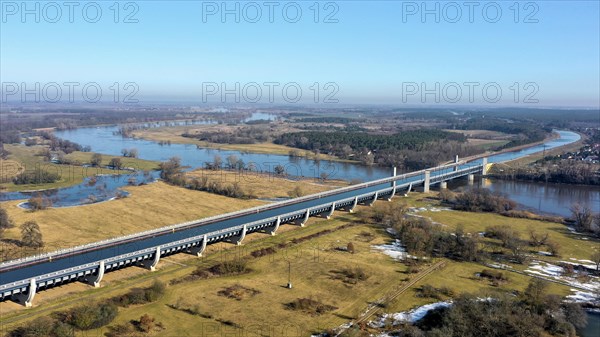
12, 279, 36, 307
321, 202, 335, 219
83, 261, 105, 288
228, 225, 247, 245
263, 217, 281, 235
141, 246, 161, 271
187, 235, 208, 257
423, 170, 431, 193
388, 182, 396, 201
404, 183, 412, 197
440, 181, 447, 189
481, 157, 489, 175
366, 192, 378, 206
467, 174, 474, 186
453, 155, 460, 172
343, 197, 358, 212
295, 209, 310, 227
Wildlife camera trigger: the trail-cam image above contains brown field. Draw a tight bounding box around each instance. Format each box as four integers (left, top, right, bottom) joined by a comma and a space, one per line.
0, 169, 345, 260
0, 182, 263, 256
444, 129, 511, 140
185, 169, 349, 199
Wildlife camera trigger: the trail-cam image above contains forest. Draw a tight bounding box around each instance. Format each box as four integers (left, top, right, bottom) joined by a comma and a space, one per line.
274, 129, 479, 170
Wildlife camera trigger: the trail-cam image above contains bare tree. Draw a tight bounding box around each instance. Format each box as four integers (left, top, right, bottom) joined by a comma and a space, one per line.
213, 155, 222, 170
226, 154, 238, 169
288, 186, 304, 198
570, 204, 593, 232
128, 148, 139, 158
21, 220, 43, 248
0, 207, 14, 238
591, 251, 600, 272
90, 153, 102, 167
109, 157, 123, 170
274, 165, 286, 176
528, 227, 549, 247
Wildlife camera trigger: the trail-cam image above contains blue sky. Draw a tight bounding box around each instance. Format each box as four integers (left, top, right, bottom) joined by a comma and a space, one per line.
1, 1, 599, 106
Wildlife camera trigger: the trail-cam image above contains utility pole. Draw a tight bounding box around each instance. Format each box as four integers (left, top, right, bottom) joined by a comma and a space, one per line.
287, 260, 292, 289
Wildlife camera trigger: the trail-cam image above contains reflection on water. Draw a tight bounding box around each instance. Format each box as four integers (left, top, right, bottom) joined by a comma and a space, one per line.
484, 179, 599, 217
0, 171, 157, 207
448, 178, 598, 218
580, 312, 600, 337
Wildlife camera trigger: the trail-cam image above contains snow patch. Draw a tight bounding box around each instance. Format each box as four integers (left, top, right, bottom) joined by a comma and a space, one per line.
566, 290, 599, 304
525, 261, 600, 294
408, 206, 452, 213
369, 301, 453, 328
561, 260, 597, 270
372, 239, 410, 260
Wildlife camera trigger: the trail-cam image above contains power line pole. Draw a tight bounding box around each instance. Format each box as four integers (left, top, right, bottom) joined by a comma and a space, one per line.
287, 260, 292, 289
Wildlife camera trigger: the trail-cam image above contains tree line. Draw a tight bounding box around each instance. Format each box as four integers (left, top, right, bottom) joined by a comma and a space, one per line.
397, 280, 587, 337
490, 160, 600, 185
159, 157, 251, 199
182, 125, 272, 145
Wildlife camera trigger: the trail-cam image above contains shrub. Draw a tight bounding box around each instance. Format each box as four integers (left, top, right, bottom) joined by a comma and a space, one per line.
217, 284, 260, 301
453, 188, 516, 213
250, 247, 276, 258
27, 195, 53, 211
138, 314, 155, 333
111, 280, 166, 307
13, 170, 60, 185
333, 267, 369, 284
286, 298, 337, 315
209, 259, 249, 276
65, 302, 118, 330
479, 269, 509, 284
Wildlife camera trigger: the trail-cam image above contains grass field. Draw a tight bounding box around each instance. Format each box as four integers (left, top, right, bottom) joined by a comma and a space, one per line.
422, 208, 598, 262
0, 144, 159, 192
444, 129, 511, 151
0, 195, 581, 336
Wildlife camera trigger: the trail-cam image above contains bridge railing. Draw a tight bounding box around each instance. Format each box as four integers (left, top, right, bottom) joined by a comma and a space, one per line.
0, 160, 482, 269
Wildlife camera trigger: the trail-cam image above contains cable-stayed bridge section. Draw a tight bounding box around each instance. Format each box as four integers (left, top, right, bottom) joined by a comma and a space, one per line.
0, 157, 488, 307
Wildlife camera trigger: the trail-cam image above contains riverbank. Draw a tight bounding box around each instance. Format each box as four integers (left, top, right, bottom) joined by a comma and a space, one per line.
448, 130, 563, 164
504, 131, 586, 166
